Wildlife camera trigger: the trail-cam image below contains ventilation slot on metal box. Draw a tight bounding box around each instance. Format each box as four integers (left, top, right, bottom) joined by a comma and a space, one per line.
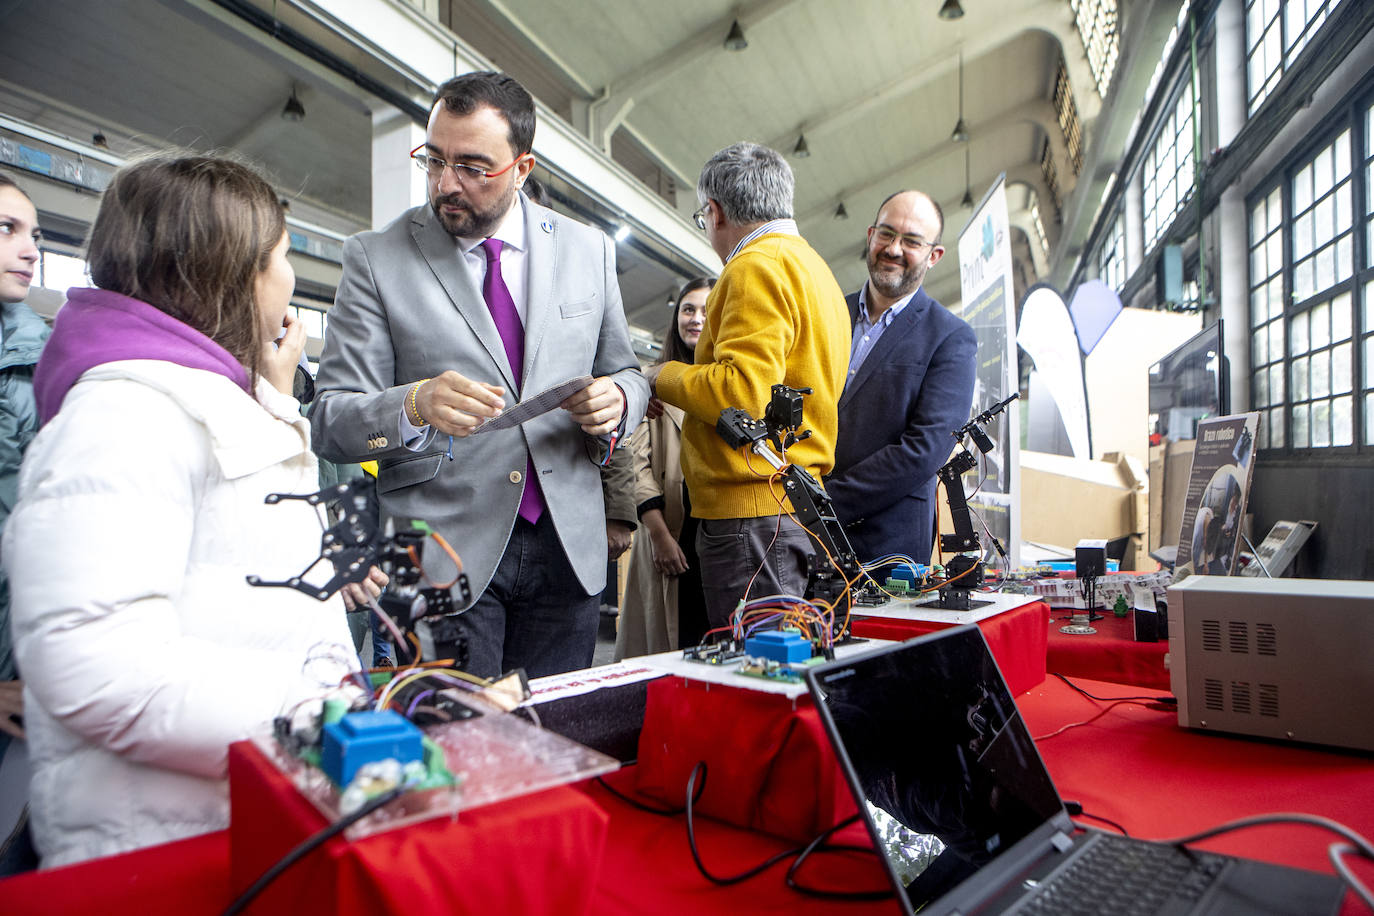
1202, 620, 1222, 652
1259, 683, 1280, 717
1256, 623, 1277, 656
1230, 681, 1252, 715
1228, 620, 1249, 653
1204, 678, 1224, 711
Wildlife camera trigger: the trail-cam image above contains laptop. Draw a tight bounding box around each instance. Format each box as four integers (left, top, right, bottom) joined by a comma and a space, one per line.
803, 625, 1345, 915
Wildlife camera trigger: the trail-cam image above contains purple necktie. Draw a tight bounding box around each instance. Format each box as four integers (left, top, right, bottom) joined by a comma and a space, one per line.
480, 238, 543, 525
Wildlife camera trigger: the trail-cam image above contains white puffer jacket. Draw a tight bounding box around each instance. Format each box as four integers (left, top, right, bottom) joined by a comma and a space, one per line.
4, 360, 356, 868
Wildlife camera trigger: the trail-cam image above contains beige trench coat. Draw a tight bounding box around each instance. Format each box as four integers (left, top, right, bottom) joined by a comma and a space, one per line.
613, 405, 686, 658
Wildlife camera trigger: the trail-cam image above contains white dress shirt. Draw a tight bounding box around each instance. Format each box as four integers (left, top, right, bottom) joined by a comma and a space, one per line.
400, 197, 530, 446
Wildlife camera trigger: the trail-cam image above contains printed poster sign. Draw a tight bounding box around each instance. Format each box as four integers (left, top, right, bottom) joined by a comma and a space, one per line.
1172, 412, 1260, 580
956, 175, 1020, 567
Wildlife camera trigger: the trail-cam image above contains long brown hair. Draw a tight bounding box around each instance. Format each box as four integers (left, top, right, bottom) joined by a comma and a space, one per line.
85, 155, 285, 384
660, 276, 715, 366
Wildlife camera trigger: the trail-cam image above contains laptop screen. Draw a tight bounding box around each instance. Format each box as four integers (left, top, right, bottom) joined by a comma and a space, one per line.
807, 626, 1063, 912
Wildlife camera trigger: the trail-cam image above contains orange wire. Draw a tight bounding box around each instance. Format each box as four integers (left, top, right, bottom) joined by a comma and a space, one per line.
406, 531, 466, 590
918, 560, 977, 593
727, 446, 785, 628
761, 470, 865, 644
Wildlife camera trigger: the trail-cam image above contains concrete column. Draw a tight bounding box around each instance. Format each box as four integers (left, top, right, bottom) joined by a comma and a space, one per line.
1218, 186, 1251, 411
371, 105, 428, 230
1213, 0, 1250, 410
1213, 0, 1248, 150
1125, 171, 1145, 278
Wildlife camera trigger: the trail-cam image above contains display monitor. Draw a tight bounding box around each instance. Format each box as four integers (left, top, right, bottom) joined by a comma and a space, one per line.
1148, 320, 1228, 444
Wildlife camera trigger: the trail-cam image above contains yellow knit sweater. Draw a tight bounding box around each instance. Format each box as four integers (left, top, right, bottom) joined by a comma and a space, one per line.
655, 231, 851, 519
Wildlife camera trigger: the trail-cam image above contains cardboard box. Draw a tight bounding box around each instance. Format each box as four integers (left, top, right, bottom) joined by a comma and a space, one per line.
1021, 450, 1149, 570
1147, 438, 1195, 554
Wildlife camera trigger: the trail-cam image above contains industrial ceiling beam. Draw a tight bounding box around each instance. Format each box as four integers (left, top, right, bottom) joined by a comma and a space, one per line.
768, 0, 1083, 153
795, 103, 1050, 226
588, 0, 803, 151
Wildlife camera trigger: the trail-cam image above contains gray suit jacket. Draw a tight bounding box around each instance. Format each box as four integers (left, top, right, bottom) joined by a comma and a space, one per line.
311, 196, 649, 602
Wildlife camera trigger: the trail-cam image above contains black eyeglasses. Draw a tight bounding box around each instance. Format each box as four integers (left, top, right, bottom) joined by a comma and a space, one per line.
692, 202, 710, 231
870, 225, 938, 253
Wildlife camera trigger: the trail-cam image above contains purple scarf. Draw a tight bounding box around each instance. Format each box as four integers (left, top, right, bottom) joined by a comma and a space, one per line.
34, 287, 251, 425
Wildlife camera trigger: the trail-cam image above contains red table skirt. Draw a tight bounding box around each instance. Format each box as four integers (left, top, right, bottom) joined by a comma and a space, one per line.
0, 829, 229, 916
1045, 606, 1170, 689
583, 772, 889, 915
226, 740, 609, 915
632, 677, 855, 844
849, 598, 1048, 696
4, 675, 1371, 915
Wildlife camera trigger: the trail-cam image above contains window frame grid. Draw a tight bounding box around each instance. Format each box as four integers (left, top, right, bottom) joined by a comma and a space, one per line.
1246, 0, 1346, 115
1143, 76, 1196, 252
1247, 89, 1371, 455
1069, 0, 1121, 97
1248, 187, 1287, 450
1097, 209, 1127, 292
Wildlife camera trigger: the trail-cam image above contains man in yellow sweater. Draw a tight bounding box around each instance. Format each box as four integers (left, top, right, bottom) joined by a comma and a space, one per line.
648, 142, 850, 630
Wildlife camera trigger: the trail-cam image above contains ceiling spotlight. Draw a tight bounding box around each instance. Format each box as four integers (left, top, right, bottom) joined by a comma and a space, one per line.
792, 134, 811, 158
614, 224, 631, 242
939, 0, 965, 20
723, 19, 748, 51
834, 202, 849, 220
91, 131, 109, 150
281, 89, 306, 123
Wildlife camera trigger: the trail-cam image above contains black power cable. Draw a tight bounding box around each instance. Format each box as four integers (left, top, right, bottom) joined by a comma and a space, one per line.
1053, 672, 1176, 704
683, 762, 805, 884
681, 762, 892, 901
784, 813, 893, 901
221, 786, 405, 916
595, 773, 705, 817
1063, 800, 1131, 837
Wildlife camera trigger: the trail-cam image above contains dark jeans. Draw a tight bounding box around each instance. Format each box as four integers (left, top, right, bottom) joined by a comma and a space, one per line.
450, 514, 600, 679
695, 515, 815, 632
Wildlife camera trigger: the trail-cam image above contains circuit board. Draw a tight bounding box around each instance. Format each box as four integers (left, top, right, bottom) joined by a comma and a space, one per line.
682, 642, 748, 665
735, 655, 828, 684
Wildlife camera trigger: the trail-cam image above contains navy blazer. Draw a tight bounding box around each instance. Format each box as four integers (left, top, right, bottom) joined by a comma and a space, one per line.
825, 286, 977, 565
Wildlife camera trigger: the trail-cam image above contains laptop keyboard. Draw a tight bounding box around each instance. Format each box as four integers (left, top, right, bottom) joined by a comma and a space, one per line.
1016, 834, 1229, 916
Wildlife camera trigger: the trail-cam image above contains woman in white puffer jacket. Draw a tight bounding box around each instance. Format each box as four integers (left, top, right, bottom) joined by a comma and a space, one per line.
2, 155, 376, 868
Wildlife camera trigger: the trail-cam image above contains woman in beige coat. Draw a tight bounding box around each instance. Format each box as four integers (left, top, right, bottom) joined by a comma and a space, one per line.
615, 278, 714, 658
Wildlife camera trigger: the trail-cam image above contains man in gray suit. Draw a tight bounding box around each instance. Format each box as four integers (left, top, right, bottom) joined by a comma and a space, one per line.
312, 71, 648, 679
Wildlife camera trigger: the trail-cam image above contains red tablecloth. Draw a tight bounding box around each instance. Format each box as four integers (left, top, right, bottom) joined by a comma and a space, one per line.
0, 743, 610, 916
0, 829, 229, 916
590, 674, 1373, 915
583, 771, 889, 915
226, 740, 609, 915
1018, 677, 1374, 874
1045, 607, 1170, 689
3, 675, 1370, 915
633, 677, 855, 844
849, 598, 1048, 695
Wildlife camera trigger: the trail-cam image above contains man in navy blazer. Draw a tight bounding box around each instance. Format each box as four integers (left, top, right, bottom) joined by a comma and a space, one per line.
825, 190, 977, 565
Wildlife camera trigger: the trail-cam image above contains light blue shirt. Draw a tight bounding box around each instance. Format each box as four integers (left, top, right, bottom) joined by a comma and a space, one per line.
727, 218, 800, 262
849, 284, 918, 378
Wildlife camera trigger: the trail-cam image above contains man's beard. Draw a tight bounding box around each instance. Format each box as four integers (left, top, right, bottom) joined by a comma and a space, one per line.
432, 182, 516, 238
866, 248, 927, 300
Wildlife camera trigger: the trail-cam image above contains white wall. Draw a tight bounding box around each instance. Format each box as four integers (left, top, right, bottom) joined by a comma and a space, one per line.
1085, 308, 1201, 466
